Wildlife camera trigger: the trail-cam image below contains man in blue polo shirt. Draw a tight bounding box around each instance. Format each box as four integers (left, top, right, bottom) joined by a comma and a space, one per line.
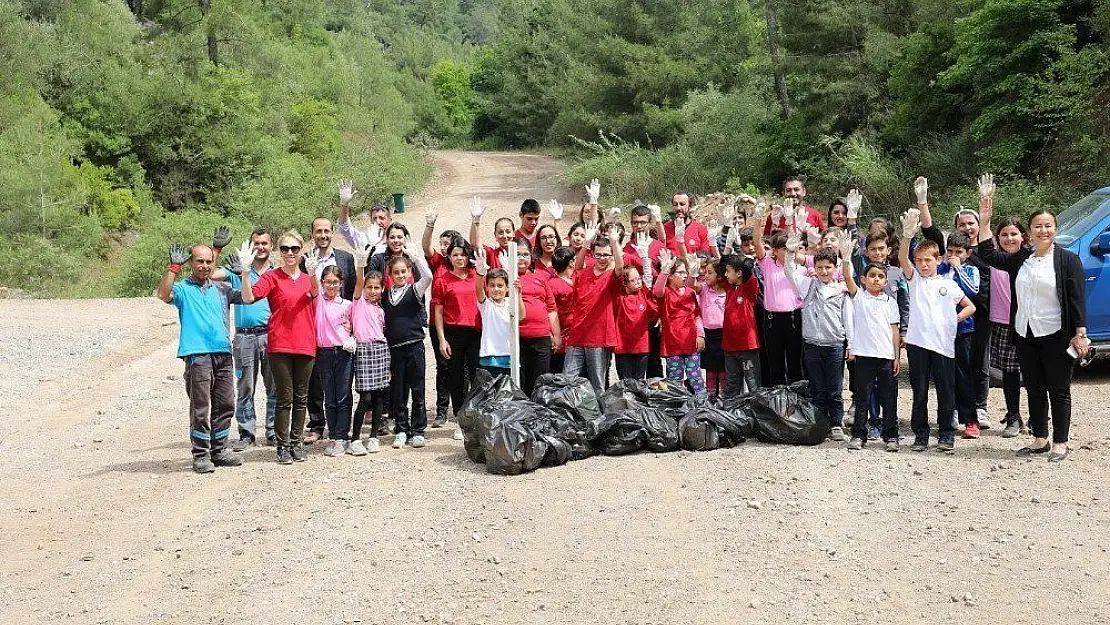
157, 242, 245, 474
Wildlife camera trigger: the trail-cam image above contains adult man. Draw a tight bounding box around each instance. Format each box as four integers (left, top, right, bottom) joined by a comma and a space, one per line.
215, 228, 278, 450
303, 217, 357, 443
765, 176, 827, 233
157, 243, 245, 474
663, 192, 714, 255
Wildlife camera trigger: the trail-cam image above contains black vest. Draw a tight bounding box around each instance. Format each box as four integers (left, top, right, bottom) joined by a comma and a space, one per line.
382, 286, 426, 346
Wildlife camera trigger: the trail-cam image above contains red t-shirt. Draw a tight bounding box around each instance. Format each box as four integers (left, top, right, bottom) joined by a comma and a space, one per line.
483, 244, 508, 271
622, 238, 666, 272
614, 289, 658, 354
432, 270, 480, 328
532, 259, 558, 281
764, 204, 826, 234
514, 229, 538, 249
663, 219, 713, 255
567, 268, 620, 348
518, 271, 556, 339
251, 269, 317, 357
547, 274, 575, 352
722, 277, 761, 351
657, 286, 700, 357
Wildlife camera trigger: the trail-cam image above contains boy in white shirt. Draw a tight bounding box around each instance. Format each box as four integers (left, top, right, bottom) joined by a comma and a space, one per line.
898, 208, 976, 452
844, 262, 901, 450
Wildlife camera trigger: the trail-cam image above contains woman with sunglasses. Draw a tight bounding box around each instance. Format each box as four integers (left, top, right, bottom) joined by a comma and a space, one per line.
236, 230, 320, 464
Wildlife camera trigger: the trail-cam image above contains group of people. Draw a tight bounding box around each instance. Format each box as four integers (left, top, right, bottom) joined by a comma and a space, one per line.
160, 174, 1089, 473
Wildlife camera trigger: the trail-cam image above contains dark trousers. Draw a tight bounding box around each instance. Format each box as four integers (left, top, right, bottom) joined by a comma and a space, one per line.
520, 336, 553, 396
184, 353, 236, 459
444, 325, 481, 416
269, 353, 315, 448
646, 323, 664, 379
953, 333, 978, 425
317, 347, 354, 441
724, 349, 761, 398
1016, 329, 1073, 443
390, 342, 427, 436
972, 319, 990, 412
764, 310, 803, 385
430, 327, 452, 418
550, 352, 566, 378
1002, 369, 1022, 422
907, 344, 956, 441
306, 348, 325, 434
850, 356, 898, 441
803, 343, 845, 427
615, 353, 648, 381
353, 389, 388, 440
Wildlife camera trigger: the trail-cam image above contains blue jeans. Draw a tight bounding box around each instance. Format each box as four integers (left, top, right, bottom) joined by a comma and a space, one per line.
317, 347, 354, 441
233, 332, 276, 441
563, 346, 611, 393
803, 342, 845, 427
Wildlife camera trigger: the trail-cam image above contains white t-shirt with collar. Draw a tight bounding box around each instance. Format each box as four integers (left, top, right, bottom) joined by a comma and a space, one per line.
849, 289, 900, 360
906, 269, 965, 358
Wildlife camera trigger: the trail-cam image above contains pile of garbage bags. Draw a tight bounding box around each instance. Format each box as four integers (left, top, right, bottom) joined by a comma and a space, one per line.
458, 372, 827, 475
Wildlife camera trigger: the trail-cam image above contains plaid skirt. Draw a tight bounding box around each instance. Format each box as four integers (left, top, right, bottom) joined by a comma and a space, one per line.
354, 341, 390, 392
989, 322, 1020, 373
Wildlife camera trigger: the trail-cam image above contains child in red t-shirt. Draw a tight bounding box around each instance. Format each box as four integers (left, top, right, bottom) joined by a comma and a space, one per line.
721, 254, 762, 396
546, 246, 577, 375
564, 224, 624, 392
653, 250, 705, 394
613, 239, 658, 381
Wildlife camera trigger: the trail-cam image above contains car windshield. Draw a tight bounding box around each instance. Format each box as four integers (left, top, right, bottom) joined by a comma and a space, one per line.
1055, 191, 1110, 247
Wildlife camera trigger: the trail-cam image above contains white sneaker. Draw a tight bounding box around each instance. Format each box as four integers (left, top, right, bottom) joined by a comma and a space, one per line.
347, 439, 368, 456
411, 435, 426, 448
323, 439, 347, 457
453, 427, 464, 441
366, 437, 381, 453
977, 408, 991, 430
392, 433, 407, 449
829, 426, 847, 442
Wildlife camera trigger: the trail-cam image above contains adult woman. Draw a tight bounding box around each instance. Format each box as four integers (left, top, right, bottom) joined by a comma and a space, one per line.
369, 223, 424, 287
237, 230, 320, 464
532, 224, 562, 278
989, 216, 1029, 437
827, 199, 849, 229
977, 198, 1088, 461
513, 237, 562, 395
433, 239, 481, 423
565, 222, 587, 256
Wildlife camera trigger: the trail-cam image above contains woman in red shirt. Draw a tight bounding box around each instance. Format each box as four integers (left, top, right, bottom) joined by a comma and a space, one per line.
532, 224, 561, 279
652, 250, 705, 394
237, 230, 319, 464
433, 239, 481, 421
511, 238, 562, 395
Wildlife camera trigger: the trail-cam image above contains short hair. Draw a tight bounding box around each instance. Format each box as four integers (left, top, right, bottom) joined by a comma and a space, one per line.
738, 227, 754, 243
914, 239, 941, 258
370, 204, 390, 215
622, 264, 642, 281
520, 199, 541, 215
438, 229, 462, 241
783, 175, 805, 189
486, 268, 510, 286
865, 232, 889, 248
552, 246, 576, 272
566, 221, 586, 239
863, 262, 888, 277
946, 232, 972, 251
769, 231, 789, 249
591, 236, 614, 252
812, 250, 839, 266
311, 217, 332, 231
630, 205, 651, 219
321, 265, 344, 282
673, 191, 697, 208
251, 228, 271, 240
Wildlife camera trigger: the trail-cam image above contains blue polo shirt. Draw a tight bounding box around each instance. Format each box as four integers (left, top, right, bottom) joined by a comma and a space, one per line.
225, 269, 271, 329
169, 278, 242, 358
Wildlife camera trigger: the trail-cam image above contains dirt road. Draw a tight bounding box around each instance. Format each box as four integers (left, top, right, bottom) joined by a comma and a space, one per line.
1, 150, 1108, 625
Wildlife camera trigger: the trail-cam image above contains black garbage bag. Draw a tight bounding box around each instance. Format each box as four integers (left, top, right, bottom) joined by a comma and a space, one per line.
483, 400, 588, 474
588, 407, 680, 455
718, 394, 757, 440
750, 382, 828, 445
529, 373, 601, 427
458, 369, 527, 463
679, 397, 750, 451
643, 377, 693, 420
599, 378, 651, 413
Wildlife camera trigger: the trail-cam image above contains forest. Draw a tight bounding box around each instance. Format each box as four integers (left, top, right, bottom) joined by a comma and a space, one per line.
1, 0, 1108, 296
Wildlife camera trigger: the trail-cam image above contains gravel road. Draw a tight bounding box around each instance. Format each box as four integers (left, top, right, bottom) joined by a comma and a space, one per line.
1, 150, 1108, 625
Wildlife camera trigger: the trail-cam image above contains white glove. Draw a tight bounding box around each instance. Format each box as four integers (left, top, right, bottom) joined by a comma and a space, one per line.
404, 238, 422, 260
353, 245, 371, 269
647, 204, 662, 223
238, 239, 254, 262
782, 199, 796, 226
771, 204, 783, 225
338, 179, 357, 205
977, 173, 996, 199
497, 249, 510, 271
605, 224, 621, 245
719, 204, 735, 226
805, 224, 822, 246
845, 189, 862, 220
658, 249, 675, 274
469, 196, 484, 223
751, 201, 768, 225
583, 222, 599, 246
342, 336, 357, 354
474, 248, 489, 276
707, 219, 721, 242
785, 231, 801, 253
586, 179, 601, 205
303, 251, 319, 275
547, 199, 564, 221
913, 177, 928, 205
607, 205, 622, 221
838, 230, 856, 262
724, 227, 739, 253
364, 224, 383, 250
674, 216, 686, 242
424, 204, 438, 227
632, 232, 651, 258
901, 208, 921, 240
686, 254, 701, 274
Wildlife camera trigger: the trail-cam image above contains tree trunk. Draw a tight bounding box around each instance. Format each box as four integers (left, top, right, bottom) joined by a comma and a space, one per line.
127, 0, 142, 19
765, 0, 793, 120
198, 0, 219, 65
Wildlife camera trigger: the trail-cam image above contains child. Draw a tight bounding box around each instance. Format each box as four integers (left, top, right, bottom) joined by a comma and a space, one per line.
939, 232, 983, 438
433, 238, 481, 435
753, 210, 804, 385
546, 246, 577, 375
653, 250, 706, 394
474, 249, 524, 378
314, 265, 356, 457
697, 257, 728, 398
515, 199, 542, 248
350, 249, 390, 454
565, 224, 624, 393
785, 237, 854, 442
721, 254, 761, 396
382, 241, 434, 449
844, 262, 901, 451
614, 240, 657, 380
898, 210, 975, 452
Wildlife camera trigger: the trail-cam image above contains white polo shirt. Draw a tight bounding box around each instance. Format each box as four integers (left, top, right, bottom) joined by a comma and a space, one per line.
906, 270, 965, 358
849, 289, 900, 360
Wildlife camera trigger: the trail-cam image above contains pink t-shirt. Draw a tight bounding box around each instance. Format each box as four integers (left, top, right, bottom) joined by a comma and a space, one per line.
758, 255, 803, 312
990, 268, 1011, 324
350, 297, 386, 343
697, 283, 727, 330
315, 295, 352, 348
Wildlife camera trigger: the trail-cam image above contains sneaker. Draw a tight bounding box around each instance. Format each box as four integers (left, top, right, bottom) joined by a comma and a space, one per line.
884, 439, 900, 452
231, 437, 254, 452
936, 437, 955, 452
276, 446, 294, 465
290, 443, 307, 462
303, 431, 322, 445
366, 437, 381, 453
411, 435, 426, 448
392, 433, 407, 449
347, 439, 368, 456
1002, 416, 1022, 438
977, 408, 991, 430
431, 416, 446, 429
323, 439, 347, 457
911, 438, 929, 452
192, 457, 215, 473
867, 426, 881, 441
211, 450, 243, 467
847, 437, 864, 450
963, 423, 981, 439
453, 427, 464, 441
265, 434, 277, 447
829, 426, 847, 442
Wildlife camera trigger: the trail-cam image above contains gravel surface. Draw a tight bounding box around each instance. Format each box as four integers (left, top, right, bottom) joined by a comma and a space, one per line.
1, 151, 1108, 625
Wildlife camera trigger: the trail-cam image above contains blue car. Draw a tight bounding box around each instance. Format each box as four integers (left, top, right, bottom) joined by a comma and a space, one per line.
1054, 187, 1110, 354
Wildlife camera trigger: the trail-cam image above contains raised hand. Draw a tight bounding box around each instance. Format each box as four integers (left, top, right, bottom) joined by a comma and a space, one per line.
978, 194, 994, 223
647, 204, 662, 223
751, 201, 768, 225
605, 224, 620, 244
686, 253, 701, 274
223, 249, 246, 276
547, 199, 564, 221
607, 205, 622, 221
913, 176, 928, 205
771, 204, 783, 225
977, 173, 996, 199
405, 237, 422, 260
719, 203, 735, 227
424, 203, 438, 227
845, 189, 863, 220
804, 223, 822, 247
497, 249, 510, 271
338, 179, 358, 206
724, 227, 739, 253
658, 249, 675, 274
838, 229, 856, 261
707, 218, 722, 242
586, 179, 601, 205
469, 196, 484, 223
785, 231, 801, 253
632, 232, 651, 258
475, 247, 489, 276
364, 223, 383, 250
584, 222, 599, 246
353, 244, 371, 269
674, 215, 686, 242
782, 199, 796, 227
168, 243, 190, 272
900, 208, 922, 240
211, 226, 231, 252
302, 250, 319, 275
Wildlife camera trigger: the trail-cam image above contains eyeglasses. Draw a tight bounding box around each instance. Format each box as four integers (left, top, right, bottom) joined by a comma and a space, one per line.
539, 235, 558, 242
322, 280, 341, 286
593, 253, 613, 259
279, 245, 302, 253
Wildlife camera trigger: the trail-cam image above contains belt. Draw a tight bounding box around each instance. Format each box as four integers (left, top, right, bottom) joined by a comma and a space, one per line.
319, 346, 345, 351
235, 326, 268, 335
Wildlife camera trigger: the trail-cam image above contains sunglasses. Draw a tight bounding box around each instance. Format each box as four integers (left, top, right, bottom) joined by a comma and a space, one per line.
279, 245, 302, 254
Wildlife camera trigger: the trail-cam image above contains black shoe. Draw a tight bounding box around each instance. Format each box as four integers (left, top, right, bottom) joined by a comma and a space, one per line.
911, 438, 928, 452
431, 416, 447, 428
212, 450, 244, 467
290, 443, 308, 462
265, 434, 277, 447
1016, 443, 1051, 456
1047, 449, 1069, 463
276, 446, 293, 465
936, 437, 955, 452
231, 437, 254, 452
193, 457, 216, 473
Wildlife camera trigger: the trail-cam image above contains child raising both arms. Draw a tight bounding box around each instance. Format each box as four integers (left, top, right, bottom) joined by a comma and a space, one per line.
653, 249, 706, 395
